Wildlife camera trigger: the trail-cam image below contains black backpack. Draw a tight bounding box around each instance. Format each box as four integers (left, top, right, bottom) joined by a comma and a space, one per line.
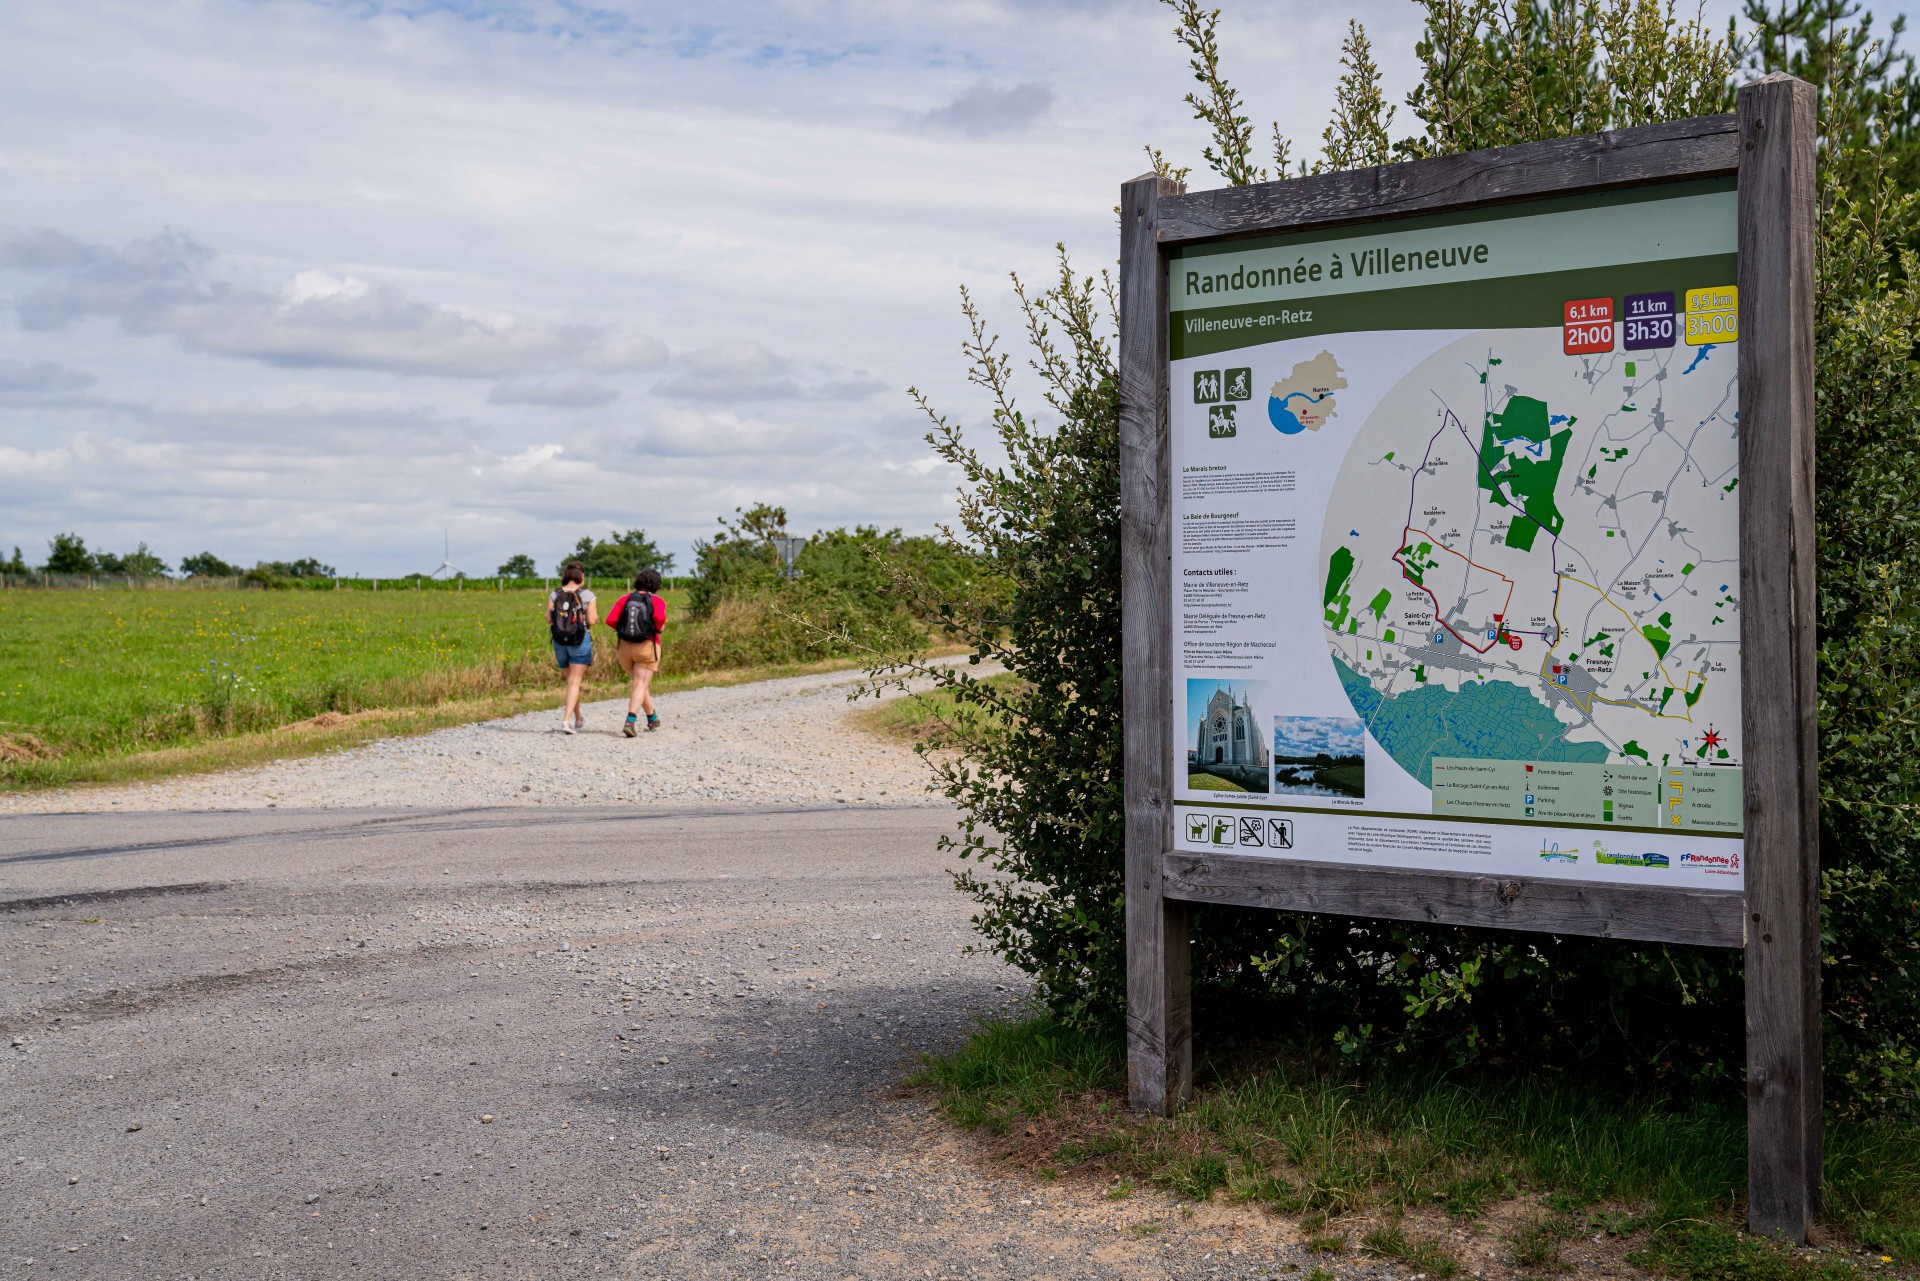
550, 587, 588, 644
615, 591, 658, 644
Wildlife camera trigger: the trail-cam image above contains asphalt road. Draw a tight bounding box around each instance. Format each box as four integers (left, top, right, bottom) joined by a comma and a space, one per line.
0, 806, 1324, 1281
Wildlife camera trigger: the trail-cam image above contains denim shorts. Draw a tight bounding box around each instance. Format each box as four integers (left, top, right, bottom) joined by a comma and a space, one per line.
552, 637, 592, 669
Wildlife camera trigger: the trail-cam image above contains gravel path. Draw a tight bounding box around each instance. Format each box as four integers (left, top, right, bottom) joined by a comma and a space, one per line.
0, 807, 1354, 1281
2, 665, 957, 815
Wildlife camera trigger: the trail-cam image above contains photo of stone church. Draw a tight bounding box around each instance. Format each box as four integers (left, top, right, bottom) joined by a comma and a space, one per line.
1186, 679, 1271, 793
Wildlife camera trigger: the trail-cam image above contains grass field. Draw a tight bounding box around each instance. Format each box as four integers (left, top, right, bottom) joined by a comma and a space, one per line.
918, 1016, 1920, 1281
0, 586, 706, 788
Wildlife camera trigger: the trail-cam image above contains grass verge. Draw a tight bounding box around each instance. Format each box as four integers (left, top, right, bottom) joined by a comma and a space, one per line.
914, 1014, 1920, 1280
847, 670, 1019, 747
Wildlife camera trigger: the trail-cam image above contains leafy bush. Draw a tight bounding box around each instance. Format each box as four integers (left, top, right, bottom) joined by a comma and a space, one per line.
255, 557, 335, 580
562, 529, 674, 579
684, 502, 983, 667
179, 551, 239, 578
42, 532, 94, 574
894, 0, 1920, 1113
875, 263, 1131, 1026
94, 543, 171, 577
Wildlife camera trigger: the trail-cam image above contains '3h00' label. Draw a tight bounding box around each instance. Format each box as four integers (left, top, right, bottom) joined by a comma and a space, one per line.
1685, 286, 1738, 345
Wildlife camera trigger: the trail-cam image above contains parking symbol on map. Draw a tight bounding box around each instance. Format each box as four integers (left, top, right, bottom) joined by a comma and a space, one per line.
1267, 818, 1293, 849
1239, 817, 1264, 847
1185, 813, 1209, 843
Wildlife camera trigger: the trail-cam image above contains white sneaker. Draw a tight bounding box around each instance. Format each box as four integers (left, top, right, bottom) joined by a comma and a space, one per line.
572, 712, 586, 731
560, 713, 575, 735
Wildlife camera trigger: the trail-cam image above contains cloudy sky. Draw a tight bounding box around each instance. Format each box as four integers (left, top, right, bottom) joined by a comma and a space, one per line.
0, 0, 1820, 575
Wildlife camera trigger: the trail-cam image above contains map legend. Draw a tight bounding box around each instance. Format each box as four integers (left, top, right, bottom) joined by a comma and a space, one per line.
1433, 758, 1742, 833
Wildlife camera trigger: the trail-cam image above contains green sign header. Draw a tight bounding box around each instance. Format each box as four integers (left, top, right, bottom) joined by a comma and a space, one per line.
1169, 177, 1737, 358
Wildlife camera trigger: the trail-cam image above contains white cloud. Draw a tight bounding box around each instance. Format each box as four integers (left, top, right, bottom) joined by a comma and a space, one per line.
0, 358, 96, 397
577, 333, 668, 374
654, 342, 885, 402
654, 342, 795, 400
487, 376, 619, 408
618, 406, 829, 458
2, 232, 620, 379
917, 81, 1056, 137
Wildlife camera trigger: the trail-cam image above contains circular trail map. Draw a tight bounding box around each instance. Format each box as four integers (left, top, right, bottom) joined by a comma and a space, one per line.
1317, 329, 1742, 789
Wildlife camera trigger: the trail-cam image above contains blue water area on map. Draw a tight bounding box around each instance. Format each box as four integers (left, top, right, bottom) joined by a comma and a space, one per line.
1494, 434, 1547, 457
1683, 344, 1716, 374
1334, 655, 1608, 788
1269, 390, 1331, 434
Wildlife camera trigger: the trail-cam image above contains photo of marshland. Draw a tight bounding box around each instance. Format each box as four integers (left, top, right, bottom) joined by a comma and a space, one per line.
1272, 715, 1367, 798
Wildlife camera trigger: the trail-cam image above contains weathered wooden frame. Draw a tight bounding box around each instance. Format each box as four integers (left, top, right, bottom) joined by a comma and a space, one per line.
1119, 75, 1819, 1240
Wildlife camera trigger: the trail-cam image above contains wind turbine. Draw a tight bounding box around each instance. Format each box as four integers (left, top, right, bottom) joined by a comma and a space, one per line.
429, 529, 462, 580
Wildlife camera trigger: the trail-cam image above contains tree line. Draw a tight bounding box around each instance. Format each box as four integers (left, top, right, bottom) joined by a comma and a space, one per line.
3, 529, 679, 582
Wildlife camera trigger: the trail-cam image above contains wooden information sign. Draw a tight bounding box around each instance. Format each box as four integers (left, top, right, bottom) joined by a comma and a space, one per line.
1118, 75, 1819, 1240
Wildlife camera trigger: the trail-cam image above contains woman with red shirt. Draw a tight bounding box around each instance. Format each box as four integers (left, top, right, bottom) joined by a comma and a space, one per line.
604, 568, 667, 736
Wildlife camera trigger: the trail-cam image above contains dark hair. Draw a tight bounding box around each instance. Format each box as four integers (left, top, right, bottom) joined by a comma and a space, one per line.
633, 568, 662, 592
560, 560, 586, 585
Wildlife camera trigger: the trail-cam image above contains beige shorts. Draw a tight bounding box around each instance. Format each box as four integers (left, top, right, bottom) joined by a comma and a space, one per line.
616, 639, 661, 674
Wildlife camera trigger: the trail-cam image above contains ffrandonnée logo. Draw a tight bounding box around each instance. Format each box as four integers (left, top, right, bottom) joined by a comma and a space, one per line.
1678, 850, 1742, 874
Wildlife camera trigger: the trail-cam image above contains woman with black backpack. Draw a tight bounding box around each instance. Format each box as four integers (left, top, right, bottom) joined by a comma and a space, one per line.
604, 567, 667, 736
546, 560, 597, 734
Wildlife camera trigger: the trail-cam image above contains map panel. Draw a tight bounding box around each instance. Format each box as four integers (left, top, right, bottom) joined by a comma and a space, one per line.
1166, 179, 1746, 889
1322, 328, 1742, 807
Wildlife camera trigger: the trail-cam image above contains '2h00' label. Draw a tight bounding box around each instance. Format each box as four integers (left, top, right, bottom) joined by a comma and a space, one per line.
1563, 297, 1615, 354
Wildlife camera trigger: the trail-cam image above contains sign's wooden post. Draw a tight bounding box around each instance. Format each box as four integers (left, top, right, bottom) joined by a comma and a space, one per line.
1120, 171, 1191, 1115
1736, 72, 1822, 1243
